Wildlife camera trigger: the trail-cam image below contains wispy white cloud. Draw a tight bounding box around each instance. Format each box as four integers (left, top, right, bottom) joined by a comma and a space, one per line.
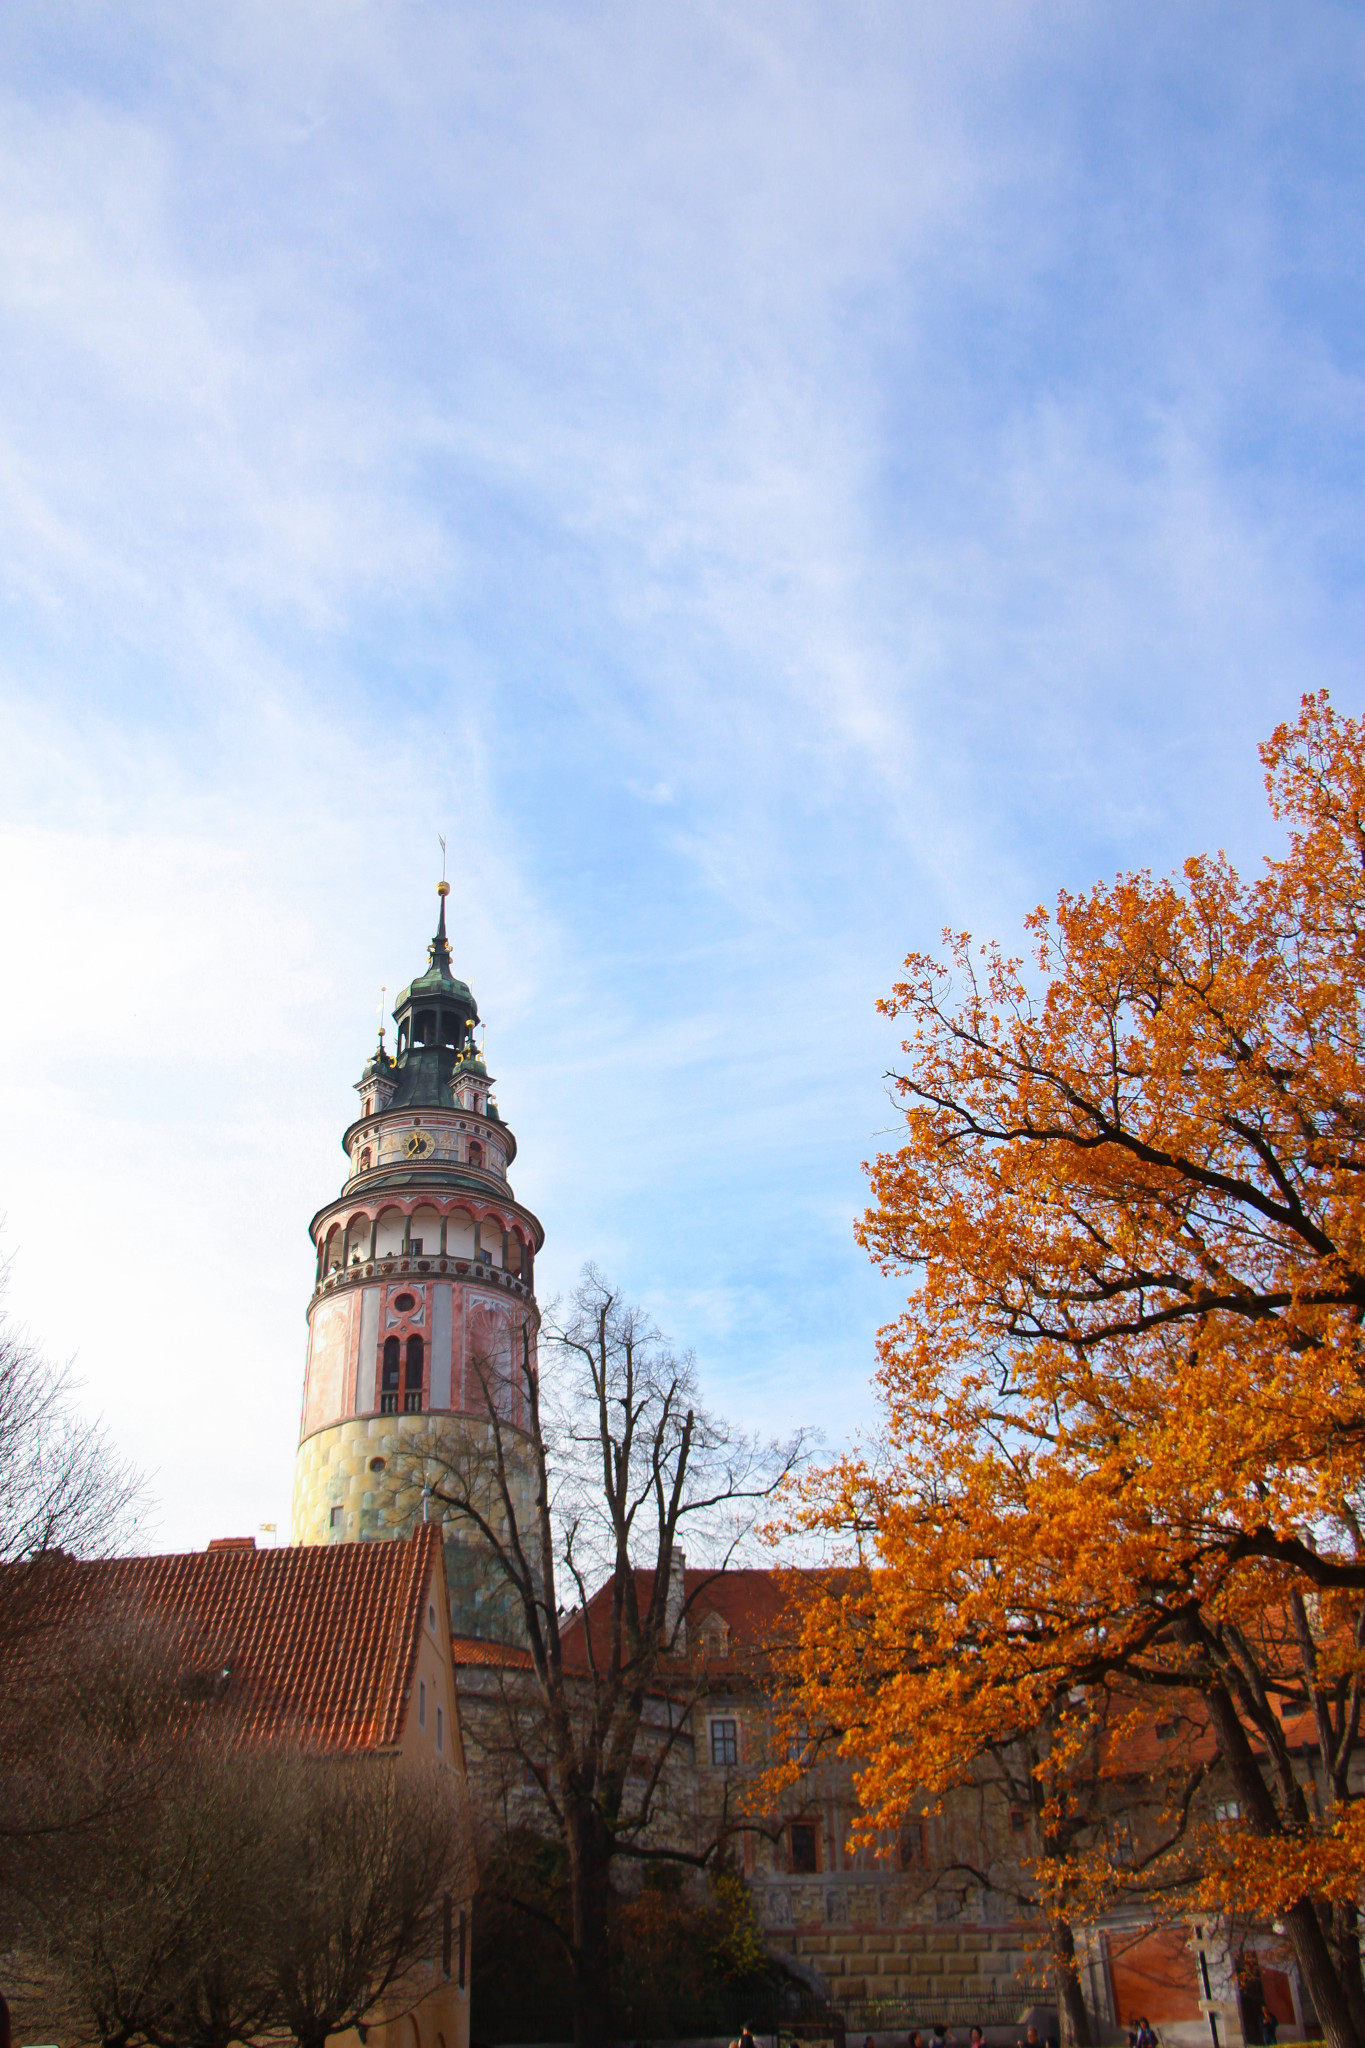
1, 0, 1362, 1542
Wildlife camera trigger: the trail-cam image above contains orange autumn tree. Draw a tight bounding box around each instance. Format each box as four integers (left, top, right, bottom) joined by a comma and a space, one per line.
784, 695, 1365, 2048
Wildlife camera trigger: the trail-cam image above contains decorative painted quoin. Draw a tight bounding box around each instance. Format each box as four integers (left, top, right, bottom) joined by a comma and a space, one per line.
290, 884, 543, 1639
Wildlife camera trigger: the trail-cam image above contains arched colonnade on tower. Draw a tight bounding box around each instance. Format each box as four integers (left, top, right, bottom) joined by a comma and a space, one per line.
316, 1197, 535, 1289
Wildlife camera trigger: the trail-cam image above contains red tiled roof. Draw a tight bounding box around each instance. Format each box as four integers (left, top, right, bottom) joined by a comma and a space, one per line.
450, 1634, 535, 1670
561, 1566, 796, 1676
7, 1525, 443, 1752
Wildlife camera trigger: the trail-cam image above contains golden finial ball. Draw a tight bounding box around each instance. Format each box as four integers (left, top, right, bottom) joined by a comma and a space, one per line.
437, 880, 450, 896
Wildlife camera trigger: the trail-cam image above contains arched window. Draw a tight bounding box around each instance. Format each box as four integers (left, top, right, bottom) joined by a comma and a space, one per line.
383, 1336, 400, 1389
404, 1335, 424, 1413
468, 1141, 483, 1168
359, 1148, 372, 1171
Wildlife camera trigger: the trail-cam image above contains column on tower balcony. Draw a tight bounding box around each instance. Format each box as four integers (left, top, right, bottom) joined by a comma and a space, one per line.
430, 1285, 453, 1409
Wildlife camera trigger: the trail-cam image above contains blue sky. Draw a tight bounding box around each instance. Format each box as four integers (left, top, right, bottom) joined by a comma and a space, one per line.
1, 3, 1362, 1550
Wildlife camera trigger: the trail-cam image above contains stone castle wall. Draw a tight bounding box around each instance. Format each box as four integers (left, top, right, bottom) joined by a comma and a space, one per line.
766, 1917, 1035, 2007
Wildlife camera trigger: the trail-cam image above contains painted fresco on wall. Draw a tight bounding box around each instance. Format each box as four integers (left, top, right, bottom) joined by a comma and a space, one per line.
465, 1293, 526, 1422
302, 1294, 354, 1438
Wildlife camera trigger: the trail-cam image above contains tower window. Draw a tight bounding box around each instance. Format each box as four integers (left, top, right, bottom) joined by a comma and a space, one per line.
406, 1335, 424, 1388
419, 1678, 427, 1728
382, 1336, 400, 1390
329, 1506, 343, 1532
468, 1142, 482, 1168
393, 1292, 416, 1312
359, 1148, 372, 1171
436, 1704, 444, 1753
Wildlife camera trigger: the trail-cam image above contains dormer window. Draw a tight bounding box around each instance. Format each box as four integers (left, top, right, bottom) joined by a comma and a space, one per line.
699, 1614, 729, 1659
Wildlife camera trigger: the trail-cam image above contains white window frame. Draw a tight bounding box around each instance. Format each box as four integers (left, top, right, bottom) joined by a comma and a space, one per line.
709, 1716, 739, 1767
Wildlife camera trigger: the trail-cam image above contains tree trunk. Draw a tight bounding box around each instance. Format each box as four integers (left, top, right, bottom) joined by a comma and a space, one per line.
1332, 1899, 1365, 2043
1200, 1680, 1362, 2048
569, 1820, 614, 2048
1284, 1901, 1362, 2048
1049, 1914, 1093, 2048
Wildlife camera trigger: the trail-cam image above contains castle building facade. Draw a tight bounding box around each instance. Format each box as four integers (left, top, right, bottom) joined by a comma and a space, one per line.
290, 886, 543, 1638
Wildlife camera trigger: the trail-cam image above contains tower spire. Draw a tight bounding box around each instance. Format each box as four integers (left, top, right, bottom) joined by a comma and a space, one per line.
430, 878, 452, 973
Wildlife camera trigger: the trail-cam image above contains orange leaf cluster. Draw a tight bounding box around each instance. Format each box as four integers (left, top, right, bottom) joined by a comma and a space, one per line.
780, 696, 1365, 1999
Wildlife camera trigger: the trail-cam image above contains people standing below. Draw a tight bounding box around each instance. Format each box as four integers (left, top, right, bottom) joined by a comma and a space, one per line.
1135, 2017, 1158, 2048
933, 2025, 956, 2048
969, 2029, 985, 2048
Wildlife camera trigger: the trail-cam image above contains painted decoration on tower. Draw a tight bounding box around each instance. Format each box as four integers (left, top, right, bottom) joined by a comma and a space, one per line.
302, 1294, 354, 1438
464, 1293, 527, 1422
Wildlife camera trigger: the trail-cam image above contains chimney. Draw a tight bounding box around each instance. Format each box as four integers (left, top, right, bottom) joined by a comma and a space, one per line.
665, 1548, 686, 1643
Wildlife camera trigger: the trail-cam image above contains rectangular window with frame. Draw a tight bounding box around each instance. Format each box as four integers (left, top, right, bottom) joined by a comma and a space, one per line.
458, 1908, 468, 1990
437, 1704, 444, 1753
899, 1821, 926, 1869
419, 1678, 427, 1729
710, 1718, 739, 1767
789, 1821, 818, 1873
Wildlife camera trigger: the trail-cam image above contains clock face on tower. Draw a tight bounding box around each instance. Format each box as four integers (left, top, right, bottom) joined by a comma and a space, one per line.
404, 1131, 435, 1160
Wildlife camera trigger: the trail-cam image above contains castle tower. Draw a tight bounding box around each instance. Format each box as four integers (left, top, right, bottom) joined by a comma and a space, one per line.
290, 885, 543, 1640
